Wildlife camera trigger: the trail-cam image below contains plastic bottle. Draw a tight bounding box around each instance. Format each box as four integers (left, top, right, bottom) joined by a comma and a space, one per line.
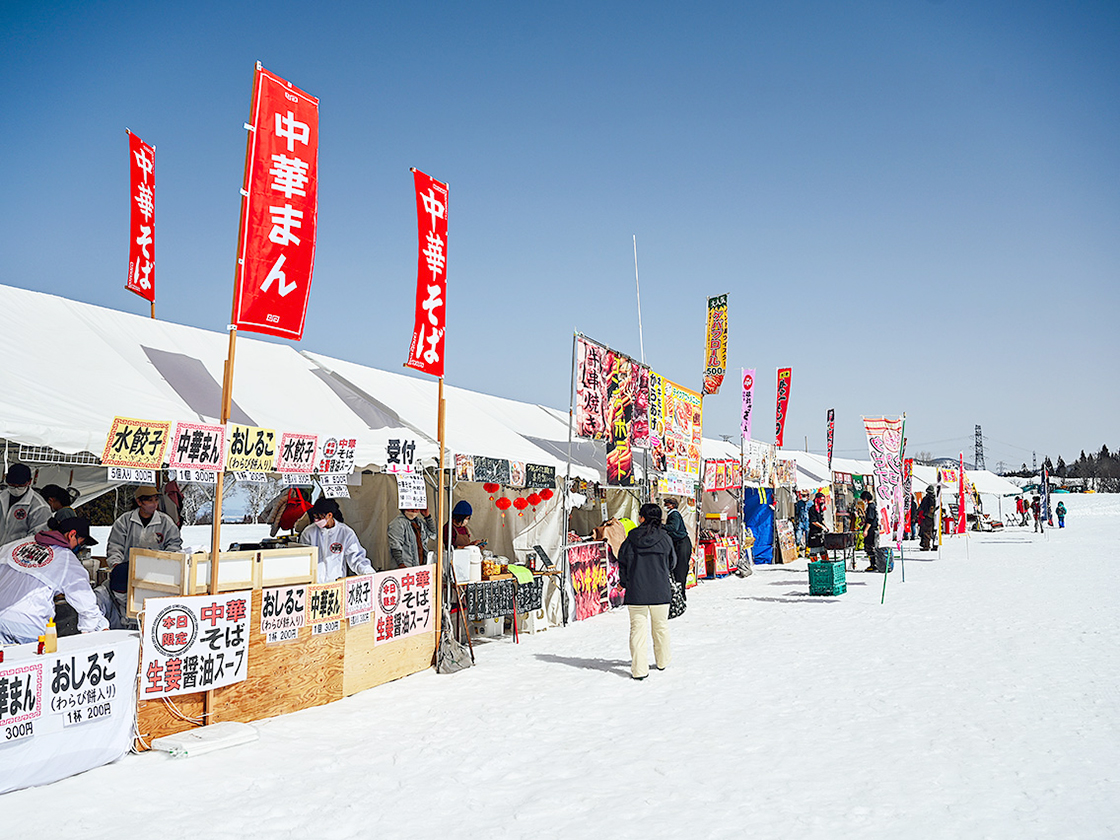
44, 619, 58, 654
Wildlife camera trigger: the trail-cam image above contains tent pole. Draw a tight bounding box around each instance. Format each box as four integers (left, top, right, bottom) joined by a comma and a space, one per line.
562, 332, 576, 550
434, 377, 446, 650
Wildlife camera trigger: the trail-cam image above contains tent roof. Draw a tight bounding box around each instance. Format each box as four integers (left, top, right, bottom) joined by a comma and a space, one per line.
0, 284, 437, 467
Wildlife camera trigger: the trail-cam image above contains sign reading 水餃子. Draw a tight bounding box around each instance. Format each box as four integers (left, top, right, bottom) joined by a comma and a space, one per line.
233, 65, 320, 340
345, 575, 373, 628
140, 592, 251, 699
275, 432, 318, 474
226, 425, 276, 473
102, 417, 170, 470
405, 169, 448, 377
373, 567, 433, 645
126, 130, 156, 302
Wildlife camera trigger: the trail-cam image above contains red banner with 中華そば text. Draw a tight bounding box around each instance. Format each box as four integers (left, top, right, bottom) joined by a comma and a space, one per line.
405, 169, 448, 377
233, 65, 319, 340
126, 131, 156, 302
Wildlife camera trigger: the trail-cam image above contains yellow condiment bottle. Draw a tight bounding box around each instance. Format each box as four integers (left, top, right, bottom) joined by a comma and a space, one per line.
44, 619, 58, 653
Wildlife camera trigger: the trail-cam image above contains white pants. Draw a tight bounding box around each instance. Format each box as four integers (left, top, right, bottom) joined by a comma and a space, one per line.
628, 604, 671, 678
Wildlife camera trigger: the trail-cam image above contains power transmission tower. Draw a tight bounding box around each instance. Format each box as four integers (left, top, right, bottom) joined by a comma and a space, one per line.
1033, 452, 1037, 472
974, 425, 985, 470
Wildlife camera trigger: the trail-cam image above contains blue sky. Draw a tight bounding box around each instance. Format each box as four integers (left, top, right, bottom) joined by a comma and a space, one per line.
2, 1, 1116, 471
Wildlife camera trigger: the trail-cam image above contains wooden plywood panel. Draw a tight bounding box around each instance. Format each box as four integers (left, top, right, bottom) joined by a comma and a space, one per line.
212, 588, 344, 722
136, 693, 206, 748
343, 621, 435, 696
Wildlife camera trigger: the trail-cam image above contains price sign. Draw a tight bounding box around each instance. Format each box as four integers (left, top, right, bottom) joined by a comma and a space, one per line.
307, 581, 343, 635
226, 425, 277, 473
260, 585, 307, 644
102, 416, 170, 468
346, 575, 373, 628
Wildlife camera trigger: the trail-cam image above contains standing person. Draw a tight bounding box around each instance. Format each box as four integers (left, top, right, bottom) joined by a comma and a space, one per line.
106, 485, 183, 570
807, 492, 828, 558
794, 491, 810, 556
662, 498, 693, 596
1031, 496, 1042, 533
919, 486, 937, 551
1021, 496, 1031, 527
388, 507, 436, 568
617, 503, 673, 681
0, 516, 107, 644
1056, 500, 1067, 528
299, 497, 373, 582
861, 491, 880, 571
1015, 497, 1025, 526
0, 463, 52, 546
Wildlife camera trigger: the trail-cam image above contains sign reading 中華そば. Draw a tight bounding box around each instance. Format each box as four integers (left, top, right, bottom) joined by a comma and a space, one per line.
374, 567, 433, 645
140, 592, 251, 698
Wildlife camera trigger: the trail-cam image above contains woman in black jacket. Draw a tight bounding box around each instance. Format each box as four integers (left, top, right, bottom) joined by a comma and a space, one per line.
617, 503, 674, 680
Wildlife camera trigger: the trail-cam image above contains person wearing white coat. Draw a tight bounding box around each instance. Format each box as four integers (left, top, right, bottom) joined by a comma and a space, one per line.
105, 485, 183, 568
300, 497, 373, 582
0, 517, 107, 644
0, 463, 52, 547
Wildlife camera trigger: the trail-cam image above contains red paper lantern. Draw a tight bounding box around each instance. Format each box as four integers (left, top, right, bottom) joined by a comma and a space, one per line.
540, 488, 554, 501
495, 497, 512, 511
513, 497, 529, 511
527, 492, 542, 507
483, 483, 500, 494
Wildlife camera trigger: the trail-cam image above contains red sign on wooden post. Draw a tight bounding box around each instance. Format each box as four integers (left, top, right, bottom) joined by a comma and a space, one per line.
233, 65, 320, 340
126, 131, 156, 302
405, 169, 448, 377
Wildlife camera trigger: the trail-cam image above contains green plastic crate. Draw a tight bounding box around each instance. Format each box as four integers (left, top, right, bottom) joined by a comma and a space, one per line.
809, 559, 847, 596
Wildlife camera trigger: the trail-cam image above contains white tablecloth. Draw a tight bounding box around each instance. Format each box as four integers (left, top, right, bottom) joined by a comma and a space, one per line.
1, 630, 139, 794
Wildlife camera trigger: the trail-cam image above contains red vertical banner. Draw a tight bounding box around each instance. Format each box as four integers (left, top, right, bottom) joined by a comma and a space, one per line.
958, 452, 967, 534
233, 65, 320, 340
405, 169, 448, 377
126, 131, 156, 302
774, 367, 792, 447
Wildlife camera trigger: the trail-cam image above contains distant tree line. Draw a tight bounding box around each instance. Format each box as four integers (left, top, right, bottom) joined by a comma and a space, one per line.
1002, 445, 1120, 492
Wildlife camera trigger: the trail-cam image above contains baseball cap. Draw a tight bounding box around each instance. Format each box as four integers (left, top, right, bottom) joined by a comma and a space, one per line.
54, 516, 98, 546
134, 485, 159, 500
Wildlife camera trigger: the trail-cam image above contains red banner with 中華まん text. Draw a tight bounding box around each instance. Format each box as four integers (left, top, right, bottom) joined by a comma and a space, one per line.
233, 65, 320, 340
405, 169, 448, 377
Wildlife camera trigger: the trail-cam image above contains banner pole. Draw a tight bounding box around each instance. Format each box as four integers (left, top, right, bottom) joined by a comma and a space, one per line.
434, 376, 446, 650
633, 236, 645, 364
150, 302, 155, 320
205, 62, 259, 725
563, 331, 576, 550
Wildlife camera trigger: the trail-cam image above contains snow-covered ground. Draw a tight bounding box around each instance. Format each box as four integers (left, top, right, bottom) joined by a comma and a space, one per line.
9, 494, 1119, 838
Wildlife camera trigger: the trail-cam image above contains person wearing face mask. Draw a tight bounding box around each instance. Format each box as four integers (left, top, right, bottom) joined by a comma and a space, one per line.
105, 485, 183, 571
387, 506, 436, 568
0, 463, 52, 547
807, 491, 829, 559
0, 516, 107, 644
299, 497, 373, 582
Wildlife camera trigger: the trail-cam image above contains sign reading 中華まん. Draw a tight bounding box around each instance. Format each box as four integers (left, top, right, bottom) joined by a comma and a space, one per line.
307, 582, 343, 635
140, 592, 251, 698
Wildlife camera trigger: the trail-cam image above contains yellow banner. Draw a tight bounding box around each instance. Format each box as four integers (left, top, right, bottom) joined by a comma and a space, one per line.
102, 416, 171, 468
226, 425, 277, 472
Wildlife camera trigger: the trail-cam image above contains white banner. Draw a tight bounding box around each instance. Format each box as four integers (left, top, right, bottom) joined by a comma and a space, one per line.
140, 591, 252, 699
396, 473, 427, 509
373, 566, 433, 645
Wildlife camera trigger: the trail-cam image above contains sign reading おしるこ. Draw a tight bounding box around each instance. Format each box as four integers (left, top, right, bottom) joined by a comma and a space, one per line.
140, 592, 251, 698
260, 584, 307, 644
226, 425, 277, 473
373, 567, 433, 645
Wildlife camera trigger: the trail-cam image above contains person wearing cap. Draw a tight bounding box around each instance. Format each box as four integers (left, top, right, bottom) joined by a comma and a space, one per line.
299, 497, 373, 582
387, 506, 436, 568
0, 463, 52, 547
444, 500, 485, 549
861, 490, 880, 571
0, 516, 107, 644
105, 485, 183, 570
39, 484, 78, 529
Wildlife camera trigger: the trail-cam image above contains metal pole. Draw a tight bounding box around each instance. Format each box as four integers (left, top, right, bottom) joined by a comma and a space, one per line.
433, 377, 446, 646
633, 236, 645, 364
